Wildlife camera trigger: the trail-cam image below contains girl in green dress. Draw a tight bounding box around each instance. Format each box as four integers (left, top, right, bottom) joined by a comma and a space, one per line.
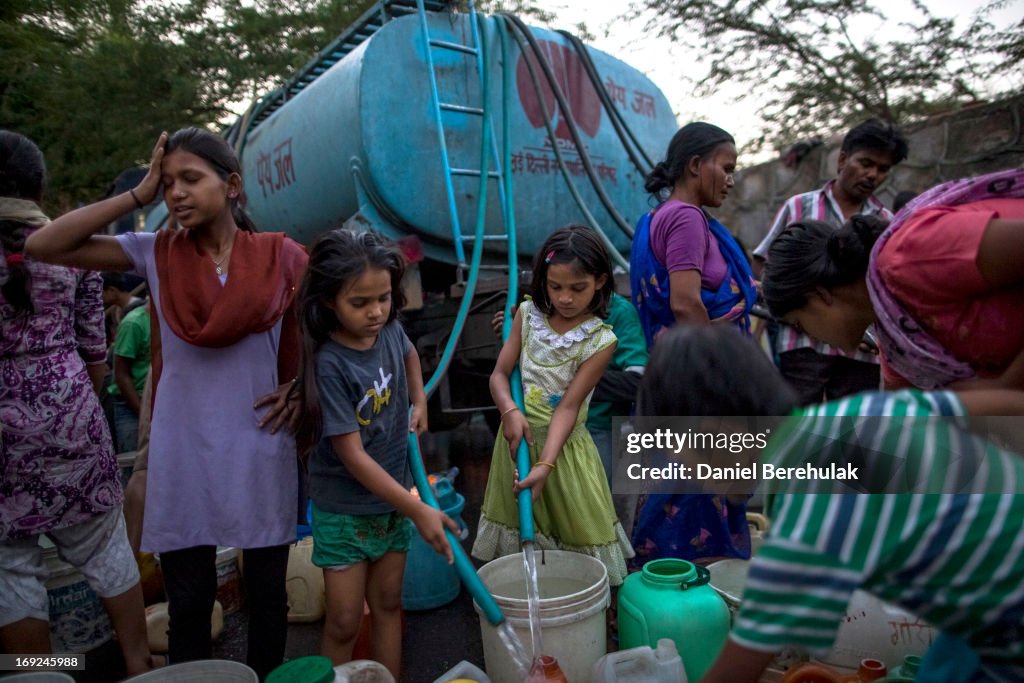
472, 225, 634, 585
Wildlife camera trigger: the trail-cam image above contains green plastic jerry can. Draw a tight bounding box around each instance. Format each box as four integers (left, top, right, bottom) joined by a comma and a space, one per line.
618, 559, 731, 681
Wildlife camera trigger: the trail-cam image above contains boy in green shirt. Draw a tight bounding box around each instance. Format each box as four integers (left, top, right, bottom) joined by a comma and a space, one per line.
108, 302, 150, 453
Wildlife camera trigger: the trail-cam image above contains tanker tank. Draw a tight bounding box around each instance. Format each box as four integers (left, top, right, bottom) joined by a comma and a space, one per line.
146, 7, 678, 264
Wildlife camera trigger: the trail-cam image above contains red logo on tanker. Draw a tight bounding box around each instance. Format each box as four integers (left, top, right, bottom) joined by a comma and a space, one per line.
516, 40, 601, 140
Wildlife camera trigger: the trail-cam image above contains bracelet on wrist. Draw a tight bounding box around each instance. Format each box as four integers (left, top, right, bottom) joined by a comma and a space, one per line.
128, 188, 145, 210
533, 460, 555, 470
500, 406, 519, 420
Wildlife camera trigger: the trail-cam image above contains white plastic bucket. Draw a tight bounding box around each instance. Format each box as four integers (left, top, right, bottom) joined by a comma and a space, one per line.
39, 537, 113, 653
707, 559, 936, 669
475, 550, 609, 683
123, 659, 258, 682
817, 591, 936, 669
706, 558, 749, 623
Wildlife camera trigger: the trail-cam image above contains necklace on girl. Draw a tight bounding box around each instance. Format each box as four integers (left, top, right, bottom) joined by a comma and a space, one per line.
210, 245, 232, 275
212, 252, 228, 275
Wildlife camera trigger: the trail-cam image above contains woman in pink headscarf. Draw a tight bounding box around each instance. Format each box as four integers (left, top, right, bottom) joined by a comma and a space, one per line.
761, 168, 1024, 390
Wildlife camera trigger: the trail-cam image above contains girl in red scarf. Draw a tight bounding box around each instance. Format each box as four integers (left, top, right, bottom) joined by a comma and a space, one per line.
27, 129, 306, 678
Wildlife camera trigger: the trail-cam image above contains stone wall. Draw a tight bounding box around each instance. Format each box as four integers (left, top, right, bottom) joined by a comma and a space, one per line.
716, 94, 1024, 252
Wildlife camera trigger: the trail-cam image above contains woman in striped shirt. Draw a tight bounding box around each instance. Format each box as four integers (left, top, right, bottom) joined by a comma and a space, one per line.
638, 326, 1024, 683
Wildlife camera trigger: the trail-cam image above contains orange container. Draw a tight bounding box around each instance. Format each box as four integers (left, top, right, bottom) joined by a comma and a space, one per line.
857, 659, 888, 681
525, 655, 568, 682
782, 658, 888, 683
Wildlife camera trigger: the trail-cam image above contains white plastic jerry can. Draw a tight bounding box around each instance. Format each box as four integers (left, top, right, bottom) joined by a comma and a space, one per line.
590, 638, 687, 683
286, 536, 326, 622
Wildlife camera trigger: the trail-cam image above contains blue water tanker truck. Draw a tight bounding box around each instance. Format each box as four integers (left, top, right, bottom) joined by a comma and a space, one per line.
145, 0, 678, 420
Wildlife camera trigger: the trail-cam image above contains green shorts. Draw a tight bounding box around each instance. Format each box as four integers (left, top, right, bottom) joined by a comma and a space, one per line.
310, 504, 412, 569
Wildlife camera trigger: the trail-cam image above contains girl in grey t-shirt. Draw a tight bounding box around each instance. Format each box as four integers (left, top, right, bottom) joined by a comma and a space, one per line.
293, 229, 457, 676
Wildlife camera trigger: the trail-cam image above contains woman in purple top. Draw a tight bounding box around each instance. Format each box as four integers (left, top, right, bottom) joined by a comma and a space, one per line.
628, 123, 756, 566
630, 122, 757, 347
0, 131, 153, 674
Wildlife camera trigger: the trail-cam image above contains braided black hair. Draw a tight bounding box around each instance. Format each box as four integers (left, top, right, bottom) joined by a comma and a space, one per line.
762, 214, 887, 318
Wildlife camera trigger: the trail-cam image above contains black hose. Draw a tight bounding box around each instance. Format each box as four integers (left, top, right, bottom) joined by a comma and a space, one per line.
556, 29, 654, 174
499, 13, 635, 238
501, 15, 629, 268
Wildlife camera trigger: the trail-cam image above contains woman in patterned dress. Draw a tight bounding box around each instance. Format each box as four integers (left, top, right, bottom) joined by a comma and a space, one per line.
0, 130, 153, 673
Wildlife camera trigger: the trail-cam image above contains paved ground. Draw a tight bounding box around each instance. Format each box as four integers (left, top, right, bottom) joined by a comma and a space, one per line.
65, 415, 497, 683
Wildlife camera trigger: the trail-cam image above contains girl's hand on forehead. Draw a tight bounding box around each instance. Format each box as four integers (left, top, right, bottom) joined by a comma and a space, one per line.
134, 131, 168, 204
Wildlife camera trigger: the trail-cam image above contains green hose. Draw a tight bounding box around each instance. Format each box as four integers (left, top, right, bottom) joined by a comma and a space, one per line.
494, 17, 537, 545
407, 431, 503, 624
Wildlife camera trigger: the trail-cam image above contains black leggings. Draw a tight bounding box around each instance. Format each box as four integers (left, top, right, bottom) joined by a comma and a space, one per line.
160, 543, 290, 680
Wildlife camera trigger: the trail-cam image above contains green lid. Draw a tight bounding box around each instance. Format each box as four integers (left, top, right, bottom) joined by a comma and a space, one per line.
641, 558, 712, 590
266, 656, 335, 683
897, 654, 922, 676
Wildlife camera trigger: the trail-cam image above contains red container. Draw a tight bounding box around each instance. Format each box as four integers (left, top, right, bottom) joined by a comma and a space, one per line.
352, 600, 406, 660
782, 659, 889, 683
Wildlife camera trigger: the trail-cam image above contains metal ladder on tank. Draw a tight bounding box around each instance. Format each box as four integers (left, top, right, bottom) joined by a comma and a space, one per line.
414, 1, 520, 419
415, 0, 510, 273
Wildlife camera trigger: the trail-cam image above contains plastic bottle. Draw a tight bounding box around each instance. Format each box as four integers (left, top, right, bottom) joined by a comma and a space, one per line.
525, 655, 568, 682
215, 546, 243, 614
286, 537, 325, 622
136, 551, 165, 605
590, 638, 687, 683
432, 660, 490, 683
435, 466, 460, 485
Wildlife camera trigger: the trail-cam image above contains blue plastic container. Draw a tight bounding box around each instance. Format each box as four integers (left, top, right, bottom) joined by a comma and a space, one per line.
401, 477, 467, 610
296, 499, 313, 540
